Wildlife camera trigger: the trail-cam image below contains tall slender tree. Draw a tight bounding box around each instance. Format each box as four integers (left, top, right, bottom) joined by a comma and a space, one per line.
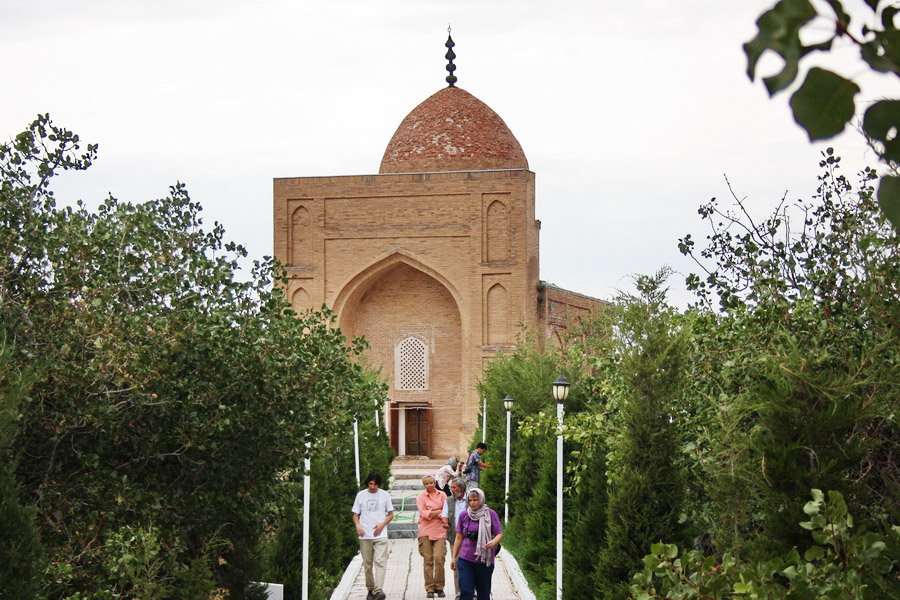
595, 270, 690, 599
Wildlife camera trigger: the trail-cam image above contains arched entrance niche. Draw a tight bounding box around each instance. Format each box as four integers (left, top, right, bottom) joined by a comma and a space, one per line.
335, 254, 463, 458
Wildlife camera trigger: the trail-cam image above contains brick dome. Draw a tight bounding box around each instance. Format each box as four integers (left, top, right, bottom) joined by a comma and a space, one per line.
379, 87, 529, 174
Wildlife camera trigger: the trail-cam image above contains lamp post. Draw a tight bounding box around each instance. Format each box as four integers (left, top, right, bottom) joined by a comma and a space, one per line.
353, 417, 360, 488
302, 440, 311, 600
503, 394, 513, 525
482, 395, 487, 444
552, 375, 570, 600
374, 396, 381, 436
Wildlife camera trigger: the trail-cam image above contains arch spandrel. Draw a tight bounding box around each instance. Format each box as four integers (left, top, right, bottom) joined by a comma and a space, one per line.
331, 249, 466, 334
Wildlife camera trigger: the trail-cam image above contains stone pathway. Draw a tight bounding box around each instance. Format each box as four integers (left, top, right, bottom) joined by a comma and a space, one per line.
331, 456, 535, 600
332, 538, 533, 600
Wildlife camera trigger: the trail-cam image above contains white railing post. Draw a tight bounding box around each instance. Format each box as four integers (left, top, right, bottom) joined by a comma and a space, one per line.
302, 441, 311, 600
482, 396, 487, 443
353, 418, 360, 488
505, 407, 511, 524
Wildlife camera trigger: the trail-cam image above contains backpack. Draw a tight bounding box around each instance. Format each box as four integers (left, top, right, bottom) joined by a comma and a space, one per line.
463, 452, 477, 475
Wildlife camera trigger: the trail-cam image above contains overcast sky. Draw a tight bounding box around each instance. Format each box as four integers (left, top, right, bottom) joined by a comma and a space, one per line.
2, 0, 894, 307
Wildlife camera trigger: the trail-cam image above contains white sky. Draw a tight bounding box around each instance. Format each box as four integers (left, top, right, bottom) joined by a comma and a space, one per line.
2, 0, 895, 307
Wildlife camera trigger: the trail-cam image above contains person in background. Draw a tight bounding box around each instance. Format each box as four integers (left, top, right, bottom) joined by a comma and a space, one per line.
450, 488, 503, 600
417, 474, 448, 598
352, 471, 393, 600
435, 457, 461, 496
464, 443, 490, 491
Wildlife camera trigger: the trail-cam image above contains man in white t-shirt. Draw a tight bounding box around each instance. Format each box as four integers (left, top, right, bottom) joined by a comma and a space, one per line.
352, 471, 394, 600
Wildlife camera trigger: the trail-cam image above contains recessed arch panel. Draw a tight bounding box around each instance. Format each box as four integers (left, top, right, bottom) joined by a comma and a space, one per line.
485, 199, 510, 262
290, 205, 311, 266
291, 286, 310, 312
486, 282, 510, 345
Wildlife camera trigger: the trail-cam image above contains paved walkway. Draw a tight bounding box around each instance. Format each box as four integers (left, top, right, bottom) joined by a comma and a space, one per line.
330, 456, 534, 600
330, 538, 535, 600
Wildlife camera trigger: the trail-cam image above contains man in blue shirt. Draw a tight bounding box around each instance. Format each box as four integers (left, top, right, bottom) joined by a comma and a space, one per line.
464, 443, 490, 491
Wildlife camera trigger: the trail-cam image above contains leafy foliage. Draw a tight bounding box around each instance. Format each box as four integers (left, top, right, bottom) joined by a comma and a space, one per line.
745, 1, 900, 228
679, 151, 900, 557
0, 115, 385, 597
0, 457, 42, 599
631, 490, 900, 600
0, 323, 43, 599
595, 270, 691, 599
490, 151, 900, 600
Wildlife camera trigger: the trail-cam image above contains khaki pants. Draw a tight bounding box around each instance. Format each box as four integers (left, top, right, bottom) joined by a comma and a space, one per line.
446, 531, 461, 595
418, 536, 447, 592
360, 538, 389, 593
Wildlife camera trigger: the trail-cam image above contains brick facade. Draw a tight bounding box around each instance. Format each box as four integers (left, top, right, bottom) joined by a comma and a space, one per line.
273, 86, 602, 458
541, 284, 607, 349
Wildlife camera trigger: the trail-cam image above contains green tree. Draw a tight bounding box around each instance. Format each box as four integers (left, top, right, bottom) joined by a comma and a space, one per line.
563, 437, 609, 599
595, 270, 691, 599
0, 338, 42, 600
1, 115, 383, 597
680, 151, 900, 558
476, 333, 563, 514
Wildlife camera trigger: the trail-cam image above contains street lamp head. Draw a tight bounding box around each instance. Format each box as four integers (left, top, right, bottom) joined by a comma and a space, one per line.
503, 395, 514, 411
552, 375, 570, 403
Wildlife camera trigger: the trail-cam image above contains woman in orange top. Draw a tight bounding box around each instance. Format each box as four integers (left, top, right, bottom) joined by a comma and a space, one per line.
416, 474, 448, 598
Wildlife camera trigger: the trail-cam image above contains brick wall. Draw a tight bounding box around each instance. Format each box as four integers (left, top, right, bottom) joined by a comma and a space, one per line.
274, 169, 541, 457
542, 285, 607, 348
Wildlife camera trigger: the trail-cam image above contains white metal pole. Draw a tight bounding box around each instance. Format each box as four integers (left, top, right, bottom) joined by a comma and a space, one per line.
482, 396, 487, 444
353, 418, 360, 488
505, 407, 511, 524
302, 441, 311, 600
374, 399, 380, 436
556, 401, 564, 600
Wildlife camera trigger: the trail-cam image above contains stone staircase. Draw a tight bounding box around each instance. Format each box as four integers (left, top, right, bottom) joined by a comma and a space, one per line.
387, 456, 448, 539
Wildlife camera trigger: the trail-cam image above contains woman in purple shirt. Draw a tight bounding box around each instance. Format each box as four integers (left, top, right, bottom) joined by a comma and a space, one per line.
450, 488, 503, 600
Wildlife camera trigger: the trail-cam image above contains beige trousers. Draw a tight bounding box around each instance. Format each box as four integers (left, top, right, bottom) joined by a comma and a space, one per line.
418, 536, 447, 592
360, 538, 389, 593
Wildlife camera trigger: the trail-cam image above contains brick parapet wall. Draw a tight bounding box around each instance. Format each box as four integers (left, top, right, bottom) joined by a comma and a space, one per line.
541, 284, 607, 346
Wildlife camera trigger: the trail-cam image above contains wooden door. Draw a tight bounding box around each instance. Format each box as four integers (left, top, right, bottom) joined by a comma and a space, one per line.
405, 407, 430, 457
389, 403, 400, 455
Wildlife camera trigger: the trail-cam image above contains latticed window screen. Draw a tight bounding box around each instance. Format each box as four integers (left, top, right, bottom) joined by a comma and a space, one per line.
396, 337, 427, 390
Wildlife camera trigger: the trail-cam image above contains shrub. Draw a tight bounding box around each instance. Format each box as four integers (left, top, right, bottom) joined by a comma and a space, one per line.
631, 490, 900, 600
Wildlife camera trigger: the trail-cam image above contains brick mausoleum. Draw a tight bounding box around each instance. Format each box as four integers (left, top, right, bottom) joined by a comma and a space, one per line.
273, 37, 603, 458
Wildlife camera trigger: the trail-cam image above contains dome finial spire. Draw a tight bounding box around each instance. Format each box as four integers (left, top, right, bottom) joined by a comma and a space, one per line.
445, 27, 457, 88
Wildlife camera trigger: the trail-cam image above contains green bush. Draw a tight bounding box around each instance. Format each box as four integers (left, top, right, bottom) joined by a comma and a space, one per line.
563, 439, 609, 598
631, 490, 900, 600
0, 460, 42, 600
681, 155, 900, 559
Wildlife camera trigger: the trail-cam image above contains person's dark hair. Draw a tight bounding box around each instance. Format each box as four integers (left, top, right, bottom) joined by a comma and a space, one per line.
476, 442, 487, 451
364, 471, 382, 487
